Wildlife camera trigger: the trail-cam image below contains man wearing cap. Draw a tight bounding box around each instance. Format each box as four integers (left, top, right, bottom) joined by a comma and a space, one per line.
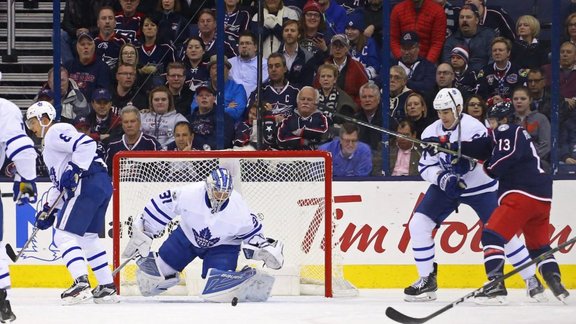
464, 0, 515, 42
82, 88, 123, 147
390, 0, 446, 63
189, 55, 247, 122
64, 32, 112, 102
314, 34, 368, 107
394, 31, 436, 98
449, 46, 479, 98
345, 11, 380, 81
442, 3, 496, 72
187, 85, 235, 150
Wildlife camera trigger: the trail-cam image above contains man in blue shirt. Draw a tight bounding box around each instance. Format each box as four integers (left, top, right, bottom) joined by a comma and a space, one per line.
319, 122, 372, 177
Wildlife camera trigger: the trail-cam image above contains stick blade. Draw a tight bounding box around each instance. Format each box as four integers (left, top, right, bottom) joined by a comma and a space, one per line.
386, 307, 429, 324
5, 244, 18, 263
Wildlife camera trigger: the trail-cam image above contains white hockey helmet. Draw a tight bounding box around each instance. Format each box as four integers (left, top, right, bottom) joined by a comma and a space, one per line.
433, 88, 463, 115
26, 101, 56, 136
205, 167, 234, 214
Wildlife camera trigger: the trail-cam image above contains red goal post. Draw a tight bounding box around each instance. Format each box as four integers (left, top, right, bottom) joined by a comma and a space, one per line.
112, 150, 356, 297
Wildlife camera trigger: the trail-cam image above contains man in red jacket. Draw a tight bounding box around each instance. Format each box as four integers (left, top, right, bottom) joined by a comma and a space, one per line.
390, 0, 447, 63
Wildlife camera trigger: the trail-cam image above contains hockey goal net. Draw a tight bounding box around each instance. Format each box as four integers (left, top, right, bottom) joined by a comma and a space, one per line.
112, 150, 357, 297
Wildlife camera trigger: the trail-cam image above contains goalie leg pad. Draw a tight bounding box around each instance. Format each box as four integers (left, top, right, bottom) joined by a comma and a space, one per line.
136, 253, 180, 297
201, 266, 275, 303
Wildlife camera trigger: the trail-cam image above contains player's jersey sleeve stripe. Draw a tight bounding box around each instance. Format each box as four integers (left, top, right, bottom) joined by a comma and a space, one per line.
144, 207, 168, 226
6, 134, 27, 146
72, 134, 88, 152
235, 223, 263, 240
151, 199, 173, 221
7, 144, 35, 160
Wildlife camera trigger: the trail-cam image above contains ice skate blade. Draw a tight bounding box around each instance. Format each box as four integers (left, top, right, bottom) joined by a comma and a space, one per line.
404, 291, 437, 302
529, 292, 548, 303
94, 294, 119, 304
62, 290, 93, 306
474, 295, 508, 306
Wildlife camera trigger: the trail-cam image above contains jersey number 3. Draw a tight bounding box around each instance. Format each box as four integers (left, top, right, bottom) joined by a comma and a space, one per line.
59, 134, 72, 142
498, 138, 511, 151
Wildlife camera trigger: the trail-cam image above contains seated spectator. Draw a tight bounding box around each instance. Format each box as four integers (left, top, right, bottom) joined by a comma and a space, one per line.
565, 12, 576, 44
37, 66, 90, 123
165, 62, 194, 116
229, 31, 269, 97
251, 0, 300, 58
345, 11, 380, 80
82, 88, 123, 146
404, 92, 434, 139
115, 0, 146, 43
449, 46, 478, 98
94, 6, 127, 70
141, 86, 188, 148
314, 34, 369, 107
64, 32, 112, 102
166, 121, 195, 151
181, 36, 210, 92
463, 94, 488, 125
511, 15, 548, 70
389, 65, 413, 126
277, 19, 318, 87
223, 0, 251, 52
318, 122, 372, 177
543, 42, 576, 107
390, 0, 446, 63
298, 0, 329, 55
190, 55, 247, 121
477, 37, 527, 101
233, 101, 277, 150
316, 63, 357, 128
390, 120, 421, 176
157, 0, 189, 51
513, 86, 551, 173
112, 63, 148, 112
394, 31, 436, 99
105, 105, 161, 173
316, 0, 346, 39
527, 68, 551, 120
137, 14, 176, 91
431, 63, 455, 108
442, 3, 495, 73
465, 0, 515, 41
277, 86, 329, 150
193, 9, 237, 58
116, 43, 140, 76
354, 82, 383, 174
187, 85, 235, 150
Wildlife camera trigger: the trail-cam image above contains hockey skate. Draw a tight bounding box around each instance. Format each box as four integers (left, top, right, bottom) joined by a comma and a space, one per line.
474, 277, 508, 305
543, 272, 570, 302
0, 289, 15, 323
92, 283, 119, 304
61, 275, 92, 305
404, 263, 437, 302
525, 275, 547, 302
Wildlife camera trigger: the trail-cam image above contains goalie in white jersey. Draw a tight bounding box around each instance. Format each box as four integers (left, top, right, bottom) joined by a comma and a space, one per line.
404, 88, 541, 304
0, 97, 38, 322
122, 167, 285, 302
25, 101, 117, 305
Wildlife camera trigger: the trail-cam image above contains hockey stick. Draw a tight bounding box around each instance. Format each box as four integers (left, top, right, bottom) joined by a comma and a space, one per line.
112, 253, 140, 276
386, 235, 576, 324
1, 193, 13, 198
5, 190, 66, 263
324, 107, 479, 163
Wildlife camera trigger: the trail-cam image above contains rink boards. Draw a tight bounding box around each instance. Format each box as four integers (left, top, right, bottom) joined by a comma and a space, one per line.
1, 179, 574, 289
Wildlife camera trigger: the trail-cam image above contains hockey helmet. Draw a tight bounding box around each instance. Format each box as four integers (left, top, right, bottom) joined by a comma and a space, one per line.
205, 167, 234, 213
433, 88, 463, 114
26, 101, 56, 125
486, 101, 515, 123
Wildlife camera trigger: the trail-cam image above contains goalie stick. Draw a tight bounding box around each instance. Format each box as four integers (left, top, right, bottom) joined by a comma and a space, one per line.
112, 253, 140, 276
5, 190, 66, 263
386, 235, 576, 324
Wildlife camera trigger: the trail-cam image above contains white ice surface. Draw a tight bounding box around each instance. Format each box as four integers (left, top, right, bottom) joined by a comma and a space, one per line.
6, 288, 575, 324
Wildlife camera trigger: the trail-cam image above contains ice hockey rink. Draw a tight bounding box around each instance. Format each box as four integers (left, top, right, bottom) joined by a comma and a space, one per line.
6, 288, 575, 324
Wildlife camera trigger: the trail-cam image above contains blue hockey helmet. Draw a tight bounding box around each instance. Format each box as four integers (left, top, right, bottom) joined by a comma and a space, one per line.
205, 167, 234, 213
486, 101, 515, 123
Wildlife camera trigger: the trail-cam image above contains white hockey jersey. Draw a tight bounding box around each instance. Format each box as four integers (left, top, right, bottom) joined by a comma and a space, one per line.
0, 98, 36, 180
419, 113, 498, 197
141, 182, 263, 249
42, 123, 101, 206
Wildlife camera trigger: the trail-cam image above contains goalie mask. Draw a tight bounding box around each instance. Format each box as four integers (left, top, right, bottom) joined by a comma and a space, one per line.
205, 167, 234, 213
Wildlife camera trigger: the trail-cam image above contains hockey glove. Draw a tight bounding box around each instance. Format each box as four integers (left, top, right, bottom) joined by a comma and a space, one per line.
242, 235, 284, 270
59, 162, 82, 198
451, 158, 475, 175
437, 171, 467, 199
35, 203, 59, 230
421, 136, 456, 156
13, 178, 38, 205
122, 216, 153, 259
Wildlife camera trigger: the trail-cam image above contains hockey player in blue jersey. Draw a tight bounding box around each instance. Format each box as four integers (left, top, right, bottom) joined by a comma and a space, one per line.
404, 88, 542, 303
25, 101, 117, 305
122, 167, 285, 302
0, 97, 38, 321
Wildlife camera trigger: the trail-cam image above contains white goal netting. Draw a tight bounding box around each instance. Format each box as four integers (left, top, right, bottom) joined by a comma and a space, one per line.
112, 151, 357, 297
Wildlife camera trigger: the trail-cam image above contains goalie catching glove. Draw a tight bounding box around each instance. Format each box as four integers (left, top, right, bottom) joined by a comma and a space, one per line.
242, 235, 284, 270
122, 216, 153, 259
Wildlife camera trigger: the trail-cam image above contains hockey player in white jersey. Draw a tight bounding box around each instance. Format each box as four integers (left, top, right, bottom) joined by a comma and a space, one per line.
25, 101, 117, 305
404, 88, 542, 304
0, 97, 38, 321
122, 167, 284, 302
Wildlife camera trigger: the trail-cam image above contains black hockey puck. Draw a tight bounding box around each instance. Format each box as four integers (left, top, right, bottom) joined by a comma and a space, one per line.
231, 297, 238, 306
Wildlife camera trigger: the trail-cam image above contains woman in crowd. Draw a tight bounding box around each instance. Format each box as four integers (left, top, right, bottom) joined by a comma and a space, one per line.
464, 95, 488, 126
181, 36, 210, 92
298, 0, 328, 55
157, 0, 189, 52
403, 92, 433, 139
511, 15, 548, 70
316, 64, 357, 127
140, 86, 188, 149
138, 14, 176, 91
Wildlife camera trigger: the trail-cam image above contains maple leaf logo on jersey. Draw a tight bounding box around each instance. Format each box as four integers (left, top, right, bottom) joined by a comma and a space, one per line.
193, 227, 220, 248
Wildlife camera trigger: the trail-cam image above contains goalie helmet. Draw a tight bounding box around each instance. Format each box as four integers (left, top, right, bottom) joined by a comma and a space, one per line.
205, 167, 234, 213
487, 101, 515, 123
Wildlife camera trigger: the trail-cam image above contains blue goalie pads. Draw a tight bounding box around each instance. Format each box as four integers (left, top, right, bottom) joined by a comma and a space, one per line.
201, 266, 275, 303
